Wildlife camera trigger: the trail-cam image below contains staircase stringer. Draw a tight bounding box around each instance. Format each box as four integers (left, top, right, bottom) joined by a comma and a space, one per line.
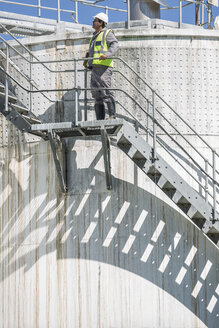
116, 121, 219, 240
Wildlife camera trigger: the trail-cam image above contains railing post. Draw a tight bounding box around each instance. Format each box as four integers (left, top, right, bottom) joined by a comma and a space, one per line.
74, 59, 79, 125
146, 100, 149, 143
201, 0, 204, 26
212, 150, 217, 220
195, 0, 201, 26
105, 6, 109, 17
207, 3, 212, 29
29, 54, 33, 114
152, 90, 157, 162
127, 0, 130, 29
205, 159, 208, 202
179, 0, 182, 28
5, 45, 9, 113
84, 68, 88, 121
38, 0, 41, 17
57, 0, 61, 23
75, 1, 78, 23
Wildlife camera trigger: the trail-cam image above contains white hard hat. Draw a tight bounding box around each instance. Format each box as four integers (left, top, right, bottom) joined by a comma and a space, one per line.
93, 12, 108, 25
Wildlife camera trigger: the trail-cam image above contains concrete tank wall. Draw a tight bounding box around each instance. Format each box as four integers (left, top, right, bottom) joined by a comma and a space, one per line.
1, 28, 219, 143
0, 27, 219, 327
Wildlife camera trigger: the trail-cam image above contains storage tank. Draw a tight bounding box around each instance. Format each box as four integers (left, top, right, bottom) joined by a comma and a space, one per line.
130, 0, 161, 19
0, 2, 218, 328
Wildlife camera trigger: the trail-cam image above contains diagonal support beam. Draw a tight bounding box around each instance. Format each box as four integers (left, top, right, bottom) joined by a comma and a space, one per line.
100, 126, 112, 190
48, 130, 67, 193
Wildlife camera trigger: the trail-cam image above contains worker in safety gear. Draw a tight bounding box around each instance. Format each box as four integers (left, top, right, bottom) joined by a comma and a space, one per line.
84, 12, 119, 120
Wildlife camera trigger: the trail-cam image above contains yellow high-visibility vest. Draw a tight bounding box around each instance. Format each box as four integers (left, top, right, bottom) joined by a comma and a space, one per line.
89, 29, 114, 67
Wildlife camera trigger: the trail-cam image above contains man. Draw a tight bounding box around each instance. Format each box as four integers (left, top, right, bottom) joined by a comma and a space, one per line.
84, 12, 119, 120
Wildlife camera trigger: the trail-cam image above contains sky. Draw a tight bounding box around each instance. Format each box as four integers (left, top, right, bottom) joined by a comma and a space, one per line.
0, 0, 219, 28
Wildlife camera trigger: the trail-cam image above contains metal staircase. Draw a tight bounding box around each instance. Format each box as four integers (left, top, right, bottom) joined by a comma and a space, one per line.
0, 25, 218, 245
0, 76, 218, 242
116, 120, 219, 243
0, 81, 46, 139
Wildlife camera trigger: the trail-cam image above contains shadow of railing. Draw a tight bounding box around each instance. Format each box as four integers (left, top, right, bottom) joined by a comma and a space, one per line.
0, 141, 218, 327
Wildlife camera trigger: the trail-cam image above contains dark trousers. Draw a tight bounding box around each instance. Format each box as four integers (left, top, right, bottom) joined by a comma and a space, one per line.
91, 66, 115, 119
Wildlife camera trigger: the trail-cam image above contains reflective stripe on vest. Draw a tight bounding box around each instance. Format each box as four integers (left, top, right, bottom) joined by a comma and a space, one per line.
89, 29, 113, 67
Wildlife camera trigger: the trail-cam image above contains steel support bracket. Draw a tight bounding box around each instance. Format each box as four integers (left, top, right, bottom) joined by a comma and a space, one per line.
100, 126, 112, 190
150, 148, 159, 164
4, 107, 31, 132
48, 130, 67, 193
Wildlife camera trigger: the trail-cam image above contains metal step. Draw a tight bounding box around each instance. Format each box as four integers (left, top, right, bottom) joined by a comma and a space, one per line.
10, 103, 29, 115
0, 88, 43, 128
0, 86, 27, 109
117, 121, 219, 240
22, 114, 41, 124
0, 82, 4, 91
0, 91, 17, 103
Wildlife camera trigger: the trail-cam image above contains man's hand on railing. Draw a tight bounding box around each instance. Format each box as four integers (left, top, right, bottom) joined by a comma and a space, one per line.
83, 52, 89, 68
82, 54, 108, 68
99, 54, 107, 60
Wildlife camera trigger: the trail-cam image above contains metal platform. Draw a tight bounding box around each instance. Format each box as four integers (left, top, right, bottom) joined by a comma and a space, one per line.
31, 119, 124, 192
31, 118, 219, 243
0, 77, 218, 243
31, 120, 124, 138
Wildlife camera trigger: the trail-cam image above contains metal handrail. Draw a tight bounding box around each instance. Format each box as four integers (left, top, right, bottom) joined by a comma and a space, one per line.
0, 47, 58, 104
1, 64, 218, 188
113, 69, 218, 182
0, 31, 218, 215
1, 44, 218, 175
0, 37, 217, 173
0, 0, 127, 24
112, 57, 219, 172
0, 0, 75, 23
161, 0, 213, 28
117, 99, 218, 204
0, 71, 218, 213
1, 31, 218, 160
0, 24, 58, 73
71, 0, 127, 13
0, 22, 216, 158
0, 0, 214, 29
115, 67, 219, 178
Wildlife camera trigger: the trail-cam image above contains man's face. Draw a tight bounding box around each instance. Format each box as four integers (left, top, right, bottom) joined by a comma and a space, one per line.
93, 18, 102, 30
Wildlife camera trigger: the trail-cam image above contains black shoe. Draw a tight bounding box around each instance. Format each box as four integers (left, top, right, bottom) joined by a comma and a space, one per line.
95, 103, 105, 120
